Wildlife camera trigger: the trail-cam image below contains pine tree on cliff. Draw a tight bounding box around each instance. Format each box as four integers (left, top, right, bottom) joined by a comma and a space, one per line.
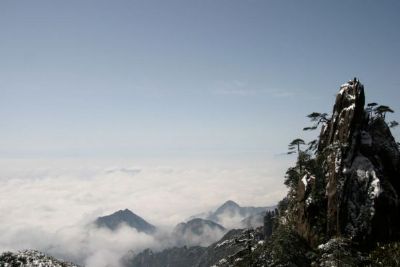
288, 138, 305, 155
288, 138, 306, 172
374, 105, 394, 119
303, 112, 329, 131
303, 112, 330, 153
285, 139, 307, 189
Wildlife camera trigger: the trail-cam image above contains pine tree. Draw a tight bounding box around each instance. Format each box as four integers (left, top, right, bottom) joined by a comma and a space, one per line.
374, 105, 394, 119
288, 138, 305, 155
303, 112, 329, 131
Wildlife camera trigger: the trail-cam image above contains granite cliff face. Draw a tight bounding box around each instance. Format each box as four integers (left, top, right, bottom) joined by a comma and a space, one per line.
295, 79, 400, 246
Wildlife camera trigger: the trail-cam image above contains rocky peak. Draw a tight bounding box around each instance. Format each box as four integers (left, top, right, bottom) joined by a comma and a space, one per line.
320, 78, 367, 237
295, 78, 400, 246
319, 78, 365, 151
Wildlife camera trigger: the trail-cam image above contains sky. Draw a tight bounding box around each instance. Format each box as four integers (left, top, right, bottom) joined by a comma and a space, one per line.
0, 1, 400, 265
1, 0, 399, 160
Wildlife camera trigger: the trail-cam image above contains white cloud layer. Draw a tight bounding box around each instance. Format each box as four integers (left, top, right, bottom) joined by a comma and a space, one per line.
0, 158, 287, 266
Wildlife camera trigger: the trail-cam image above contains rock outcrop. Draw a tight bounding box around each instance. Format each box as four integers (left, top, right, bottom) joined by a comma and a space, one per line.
296, 78, 400, 246
320, 79, 366, 238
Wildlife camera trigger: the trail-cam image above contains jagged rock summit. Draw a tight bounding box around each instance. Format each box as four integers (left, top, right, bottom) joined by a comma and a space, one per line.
95, 209, 156, 234
296, 78, 400, 246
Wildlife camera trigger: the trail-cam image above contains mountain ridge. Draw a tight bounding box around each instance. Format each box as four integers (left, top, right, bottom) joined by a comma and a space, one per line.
188, 200, 275, 229
172, 218, 227, 247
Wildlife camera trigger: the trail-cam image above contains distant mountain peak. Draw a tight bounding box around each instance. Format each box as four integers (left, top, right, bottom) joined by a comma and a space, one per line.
220, 200, 240, 208
188, 200, 275, 229
213, 200, 270, 217
173, 218, 227, 247
94, 209, 156, 234
117, 208, 133, 214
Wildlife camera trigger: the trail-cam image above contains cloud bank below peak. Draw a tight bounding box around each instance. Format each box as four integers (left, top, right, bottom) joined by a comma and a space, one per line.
0, 158, 287, 266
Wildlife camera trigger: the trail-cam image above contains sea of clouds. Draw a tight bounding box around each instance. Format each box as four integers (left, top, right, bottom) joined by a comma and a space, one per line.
0, 158, 288, 266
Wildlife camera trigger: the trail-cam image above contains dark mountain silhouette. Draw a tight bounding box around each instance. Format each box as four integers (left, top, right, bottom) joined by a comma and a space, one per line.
95, 209, 156, 234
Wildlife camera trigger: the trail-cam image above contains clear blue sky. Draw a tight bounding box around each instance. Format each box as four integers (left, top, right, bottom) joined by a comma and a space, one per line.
1, 0, 399, 159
